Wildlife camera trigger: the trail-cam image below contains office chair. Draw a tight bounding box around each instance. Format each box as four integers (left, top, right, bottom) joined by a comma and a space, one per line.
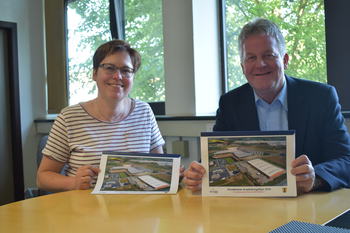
25, 135, 66, 198
36, 135, 49, 167
36, 135, 52, 196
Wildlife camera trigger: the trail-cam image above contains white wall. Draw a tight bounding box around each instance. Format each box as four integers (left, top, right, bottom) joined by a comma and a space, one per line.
0, 0, 46, 189
192, 0, 221, 115
163, 0, 220, 116
162, 0, 196, 116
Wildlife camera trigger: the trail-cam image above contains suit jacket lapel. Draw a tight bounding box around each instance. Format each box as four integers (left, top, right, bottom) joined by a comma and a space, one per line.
237, 85, 260, 131
286, 76, 307, 154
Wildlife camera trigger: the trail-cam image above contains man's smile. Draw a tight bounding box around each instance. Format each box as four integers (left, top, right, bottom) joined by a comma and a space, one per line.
254, 71, 272, 76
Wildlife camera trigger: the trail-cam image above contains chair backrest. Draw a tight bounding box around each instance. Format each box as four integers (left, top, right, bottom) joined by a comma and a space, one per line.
37, 135, 49, 167
35, 135, 67, 196
37, 135, 66, 175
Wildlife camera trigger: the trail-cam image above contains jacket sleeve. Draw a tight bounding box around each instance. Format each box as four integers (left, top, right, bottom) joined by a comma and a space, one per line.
314, 86, 350, 191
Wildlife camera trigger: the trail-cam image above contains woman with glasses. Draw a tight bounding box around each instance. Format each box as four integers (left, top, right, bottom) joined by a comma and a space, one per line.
37, 40, 165, 192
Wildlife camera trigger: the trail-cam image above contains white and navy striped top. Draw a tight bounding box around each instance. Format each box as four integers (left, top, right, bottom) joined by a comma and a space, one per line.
42, 99, 164, 177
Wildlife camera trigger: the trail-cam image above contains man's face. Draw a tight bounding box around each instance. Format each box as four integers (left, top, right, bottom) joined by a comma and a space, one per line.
241, 34, 289, 102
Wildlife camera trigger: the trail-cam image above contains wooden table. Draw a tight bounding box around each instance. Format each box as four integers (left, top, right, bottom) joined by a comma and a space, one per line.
1, 188, 349, 233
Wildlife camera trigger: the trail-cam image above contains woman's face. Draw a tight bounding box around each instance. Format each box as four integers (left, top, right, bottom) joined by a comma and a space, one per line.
93, 51, 134, 102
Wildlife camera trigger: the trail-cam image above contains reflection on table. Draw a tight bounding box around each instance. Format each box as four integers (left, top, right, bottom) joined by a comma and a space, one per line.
1, 187, 349, 233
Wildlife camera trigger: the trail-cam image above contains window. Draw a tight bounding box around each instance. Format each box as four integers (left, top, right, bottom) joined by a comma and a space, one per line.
66, 0, 111, 105
124, 0, 165, 103
222, 0, 326, 92
66, 0, 165, 112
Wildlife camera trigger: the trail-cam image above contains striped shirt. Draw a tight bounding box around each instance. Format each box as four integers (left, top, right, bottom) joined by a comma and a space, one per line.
43, 99, 164, 177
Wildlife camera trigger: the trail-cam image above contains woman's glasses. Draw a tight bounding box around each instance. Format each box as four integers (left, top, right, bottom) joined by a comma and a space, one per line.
99, 63, 134, 78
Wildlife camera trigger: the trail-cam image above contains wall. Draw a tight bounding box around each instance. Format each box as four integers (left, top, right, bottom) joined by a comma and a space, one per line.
163, 0, 220, 116
0, 0, 46, 189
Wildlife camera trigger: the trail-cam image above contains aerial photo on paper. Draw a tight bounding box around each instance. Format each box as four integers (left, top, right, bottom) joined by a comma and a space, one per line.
208, 136, 287, 187
100, 156, 173, 192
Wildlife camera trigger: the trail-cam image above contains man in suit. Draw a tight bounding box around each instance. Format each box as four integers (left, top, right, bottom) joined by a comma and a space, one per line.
183, 18, 350, 194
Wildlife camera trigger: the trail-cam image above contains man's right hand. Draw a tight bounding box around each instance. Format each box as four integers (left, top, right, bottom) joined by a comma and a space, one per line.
183, 161, 206, 192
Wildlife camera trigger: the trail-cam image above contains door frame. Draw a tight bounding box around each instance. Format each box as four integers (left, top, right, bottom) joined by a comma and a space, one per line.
0, 21, 24, 201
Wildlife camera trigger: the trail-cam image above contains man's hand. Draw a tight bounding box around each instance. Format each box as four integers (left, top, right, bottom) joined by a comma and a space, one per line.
183, 161, 206, 192
291, 155, 315, 194
73, 165, 100, 190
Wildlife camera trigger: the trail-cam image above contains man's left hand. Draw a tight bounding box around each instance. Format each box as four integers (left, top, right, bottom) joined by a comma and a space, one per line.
291, 154, 315, 194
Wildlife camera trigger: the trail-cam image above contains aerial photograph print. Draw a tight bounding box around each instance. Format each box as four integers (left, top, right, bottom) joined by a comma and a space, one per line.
100, 155, 173, 192
207, 136, 287, 187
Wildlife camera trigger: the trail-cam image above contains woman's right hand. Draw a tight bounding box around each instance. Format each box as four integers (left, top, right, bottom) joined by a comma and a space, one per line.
74, 165, 100, 190
183, 161, 206, 192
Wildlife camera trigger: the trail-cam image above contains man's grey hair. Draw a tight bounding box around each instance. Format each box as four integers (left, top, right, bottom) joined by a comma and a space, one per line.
238, 18, 286, 62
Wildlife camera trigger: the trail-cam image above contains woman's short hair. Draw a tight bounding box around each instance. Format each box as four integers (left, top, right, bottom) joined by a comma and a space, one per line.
93, 40, 141, 72
238, 18, 286, 62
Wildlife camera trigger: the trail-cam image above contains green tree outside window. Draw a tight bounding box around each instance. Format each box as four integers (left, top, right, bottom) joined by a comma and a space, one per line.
225, 0, 326, 91
67, 0, 164, 105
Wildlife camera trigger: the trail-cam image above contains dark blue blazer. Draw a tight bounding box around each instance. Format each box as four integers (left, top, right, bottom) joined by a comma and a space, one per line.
214, 76, 350, 191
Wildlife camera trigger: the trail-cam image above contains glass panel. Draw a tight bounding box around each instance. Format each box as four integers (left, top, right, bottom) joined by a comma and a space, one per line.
66, 0, 165, 104
225, 0, 326, 91
67, 0, 111, 105
125, 0, 165, 102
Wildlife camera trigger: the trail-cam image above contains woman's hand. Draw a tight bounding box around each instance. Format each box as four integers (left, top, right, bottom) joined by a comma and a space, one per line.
74, 165, 100, 190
